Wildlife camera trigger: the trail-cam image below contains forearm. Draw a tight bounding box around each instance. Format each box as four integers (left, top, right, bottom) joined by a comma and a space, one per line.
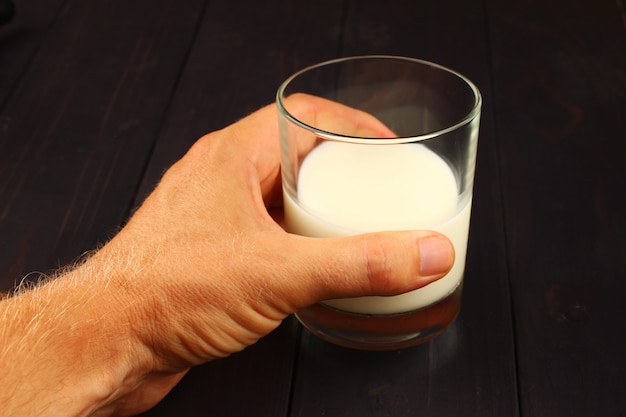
0, 257, 151, 417
0, 98, 457, 416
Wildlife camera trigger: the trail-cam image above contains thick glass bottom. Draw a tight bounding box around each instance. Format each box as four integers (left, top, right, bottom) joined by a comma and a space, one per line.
295, 283, 463, 350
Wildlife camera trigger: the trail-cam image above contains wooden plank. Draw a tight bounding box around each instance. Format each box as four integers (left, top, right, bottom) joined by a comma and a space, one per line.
135, 0, 347, 415
135, 0, 349, 200
289, 1, 519, 416
488, 0, 626, 415
0, 0, 66, 106
0, 0, 205, 289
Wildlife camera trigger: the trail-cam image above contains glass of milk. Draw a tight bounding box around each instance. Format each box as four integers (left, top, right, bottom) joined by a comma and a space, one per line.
277, 56, 481, 350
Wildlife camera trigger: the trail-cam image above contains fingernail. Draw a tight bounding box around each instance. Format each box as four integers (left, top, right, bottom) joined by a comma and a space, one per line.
418, 236, 455, 277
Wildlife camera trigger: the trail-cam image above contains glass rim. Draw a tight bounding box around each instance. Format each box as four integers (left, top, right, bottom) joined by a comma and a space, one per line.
276, 55, 482, 144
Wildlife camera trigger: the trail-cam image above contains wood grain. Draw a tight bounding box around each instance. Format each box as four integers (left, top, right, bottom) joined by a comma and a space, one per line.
0, 0, 624, 416
489, 0, 626, 415
0, 0, 205, 284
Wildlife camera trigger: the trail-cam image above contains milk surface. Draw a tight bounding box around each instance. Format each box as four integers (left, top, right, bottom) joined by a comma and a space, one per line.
284, 141, 472, 314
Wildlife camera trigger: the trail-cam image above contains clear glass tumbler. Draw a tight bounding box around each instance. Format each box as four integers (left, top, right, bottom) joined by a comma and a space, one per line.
277, 56, 481, 350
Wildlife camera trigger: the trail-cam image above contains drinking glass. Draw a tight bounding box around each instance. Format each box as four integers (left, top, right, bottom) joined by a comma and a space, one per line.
277, 56, 481, 350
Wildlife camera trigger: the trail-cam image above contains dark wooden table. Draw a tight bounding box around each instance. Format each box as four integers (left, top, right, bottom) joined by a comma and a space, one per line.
2, 1, 625, 416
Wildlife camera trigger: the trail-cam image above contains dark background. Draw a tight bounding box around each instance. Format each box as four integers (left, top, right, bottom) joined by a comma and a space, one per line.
1, 1, 625, 416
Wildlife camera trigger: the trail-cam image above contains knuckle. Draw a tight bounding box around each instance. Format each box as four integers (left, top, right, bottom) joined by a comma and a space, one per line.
362, 236, 400, 294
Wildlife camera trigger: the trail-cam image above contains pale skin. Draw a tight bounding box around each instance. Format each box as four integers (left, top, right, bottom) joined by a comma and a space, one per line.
0, 95, 455, 417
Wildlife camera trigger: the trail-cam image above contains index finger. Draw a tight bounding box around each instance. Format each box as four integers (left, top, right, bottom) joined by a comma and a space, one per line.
224, 93, 396, 201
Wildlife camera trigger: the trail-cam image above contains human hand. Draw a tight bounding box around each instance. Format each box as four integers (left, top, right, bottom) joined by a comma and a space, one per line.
0, 95, 454, 416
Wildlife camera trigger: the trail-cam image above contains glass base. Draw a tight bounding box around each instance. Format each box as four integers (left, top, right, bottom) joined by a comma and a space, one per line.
295, 283, 463, 350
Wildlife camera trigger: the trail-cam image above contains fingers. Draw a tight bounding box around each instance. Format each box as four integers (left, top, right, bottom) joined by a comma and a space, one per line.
277, 95, 397, 205
280, 93, 396, 138
204, 94, 396, 203
276, 230, 455, 310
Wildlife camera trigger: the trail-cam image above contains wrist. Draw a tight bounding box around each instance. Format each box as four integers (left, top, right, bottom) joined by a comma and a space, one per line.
0, 256, 152, 416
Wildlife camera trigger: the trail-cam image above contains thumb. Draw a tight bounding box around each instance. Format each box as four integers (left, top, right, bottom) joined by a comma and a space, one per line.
282, 230, 455, 309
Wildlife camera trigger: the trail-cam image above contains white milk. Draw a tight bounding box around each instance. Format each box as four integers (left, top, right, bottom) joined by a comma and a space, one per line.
283, 141, 472, 315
